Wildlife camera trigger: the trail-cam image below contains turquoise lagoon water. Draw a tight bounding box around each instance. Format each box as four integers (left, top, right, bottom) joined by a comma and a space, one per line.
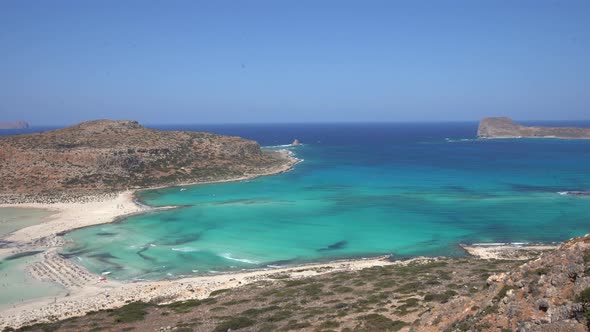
63, 123, 590, 281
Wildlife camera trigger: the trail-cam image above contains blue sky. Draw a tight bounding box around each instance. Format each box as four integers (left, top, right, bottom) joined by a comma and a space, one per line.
1, 0, 589, 125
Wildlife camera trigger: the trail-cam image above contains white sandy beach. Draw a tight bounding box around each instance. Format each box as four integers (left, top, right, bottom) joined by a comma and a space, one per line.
0, 153, 314, 329
0, 191, 143, 245
0, 252, 416, 329
0, 151, 562, 329
0, 184, 410, 329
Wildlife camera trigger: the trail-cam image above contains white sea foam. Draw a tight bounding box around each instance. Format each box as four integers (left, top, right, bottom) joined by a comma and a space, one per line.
471, 242, 534, 247
557, 191, 590, 196
263, 143, 300, 149
220, 253, 259, 264
445, 138, 479, 143
171, 247, 198, 252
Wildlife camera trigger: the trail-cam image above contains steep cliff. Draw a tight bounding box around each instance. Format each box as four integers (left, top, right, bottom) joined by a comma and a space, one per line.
478, 117, 590, 139
0, 120, 291, 197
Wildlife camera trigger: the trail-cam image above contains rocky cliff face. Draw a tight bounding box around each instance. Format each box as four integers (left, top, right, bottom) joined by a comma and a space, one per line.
0, 121, 29, 129
421, 234, 590, 331
478, 117, 590, 139
0, 120, 291, 198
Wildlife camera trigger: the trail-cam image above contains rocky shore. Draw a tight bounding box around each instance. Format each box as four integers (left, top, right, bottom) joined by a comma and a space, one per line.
478, 117, 590, 139
461, 243, 560, 260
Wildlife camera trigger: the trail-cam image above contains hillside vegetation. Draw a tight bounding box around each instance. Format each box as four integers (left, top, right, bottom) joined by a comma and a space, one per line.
10, 234, 590, 331
0, 120, 291, 201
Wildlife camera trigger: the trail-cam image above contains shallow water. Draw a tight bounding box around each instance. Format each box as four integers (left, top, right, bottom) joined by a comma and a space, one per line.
0, 208, 64, 308
0, 208, 54, 238
64, 123, 590, 281
0, 253, 66, 309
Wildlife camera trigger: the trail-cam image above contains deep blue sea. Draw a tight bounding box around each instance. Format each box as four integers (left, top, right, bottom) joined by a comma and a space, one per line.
4, 122, 590, 281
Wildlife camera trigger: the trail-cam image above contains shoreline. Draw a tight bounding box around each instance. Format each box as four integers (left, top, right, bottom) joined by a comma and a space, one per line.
460, 243, 560, 260
0, 151, 303, 328
0, 253, 420, 329
0, 150, 300, 244
0, 150, 563, 329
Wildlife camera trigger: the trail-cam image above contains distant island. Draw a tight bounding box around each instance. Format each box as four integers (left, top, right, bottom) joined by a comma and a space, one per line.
478, 117, 590, 139
0, 121, 29, 129
0, 119, 296, 201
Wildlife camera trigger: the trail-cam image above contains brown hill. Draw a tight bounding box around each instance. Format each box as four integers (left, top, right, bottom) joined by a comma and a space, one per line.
478, 117, 590, 139
0, 120, 292, 199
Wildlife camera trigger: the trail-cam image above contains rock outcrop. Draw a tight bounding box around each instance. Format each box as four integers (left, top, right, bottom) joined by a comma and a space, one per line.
478, 117, 590, 139
423, 234, 590, 331
0, 120, 292, 198
292, 139, 300, 146
0, 121, 29, 129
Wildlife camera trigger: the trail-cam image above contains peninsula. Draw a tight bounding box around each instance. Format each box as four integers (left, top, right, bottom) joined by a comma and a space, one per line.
0, 120, 295, 202
477, 117, 590, 139
1, 120, 590, 331
0, 121, 29, 130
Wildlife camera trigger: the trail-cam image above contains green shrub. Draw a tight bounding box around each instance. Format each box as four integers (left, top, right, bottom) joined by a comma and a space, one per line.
210, 288, 231, 296
423, 290, 457, 303
165, 298, 216, 313
282, 319, 311, 330
494, 285, 515, 300
576, 287, 590, 305
357, 314, 408, 331
213, 316, 255, 332
112, 302, 150, 323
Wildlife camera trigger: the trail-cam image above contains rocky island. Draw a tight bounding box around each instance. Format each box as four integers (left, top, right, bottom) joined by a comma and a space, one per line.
0, 119, 295, 202
0, 121, 29, 130
478, 117, 590, 139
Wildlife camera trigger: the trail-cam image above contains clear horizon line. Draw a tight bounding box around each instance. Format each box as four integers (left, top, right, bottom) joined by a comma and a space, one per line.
23, 118, 590, 127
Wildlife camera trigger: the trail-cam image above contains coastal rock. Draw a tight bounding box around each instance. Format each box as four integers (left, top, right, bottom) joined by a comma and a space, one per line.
432, 233, 590, 331
477, 117, 590, 139
0, 121, 29, 129
0, 119, 292, 199
292, 138, 300, 146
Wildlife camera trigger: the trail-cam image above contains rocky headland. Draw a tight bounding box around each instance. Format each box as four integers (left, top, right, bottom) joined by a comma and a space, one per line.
0, 121, 29, 130
478, 117, 590, 139
0, 120, 296, 202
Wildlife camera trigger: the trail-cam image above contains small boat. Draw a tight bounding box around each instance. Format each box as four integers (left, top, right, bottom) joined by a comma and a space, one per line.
101, 271, 112, 276
180, 188, 187, 192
